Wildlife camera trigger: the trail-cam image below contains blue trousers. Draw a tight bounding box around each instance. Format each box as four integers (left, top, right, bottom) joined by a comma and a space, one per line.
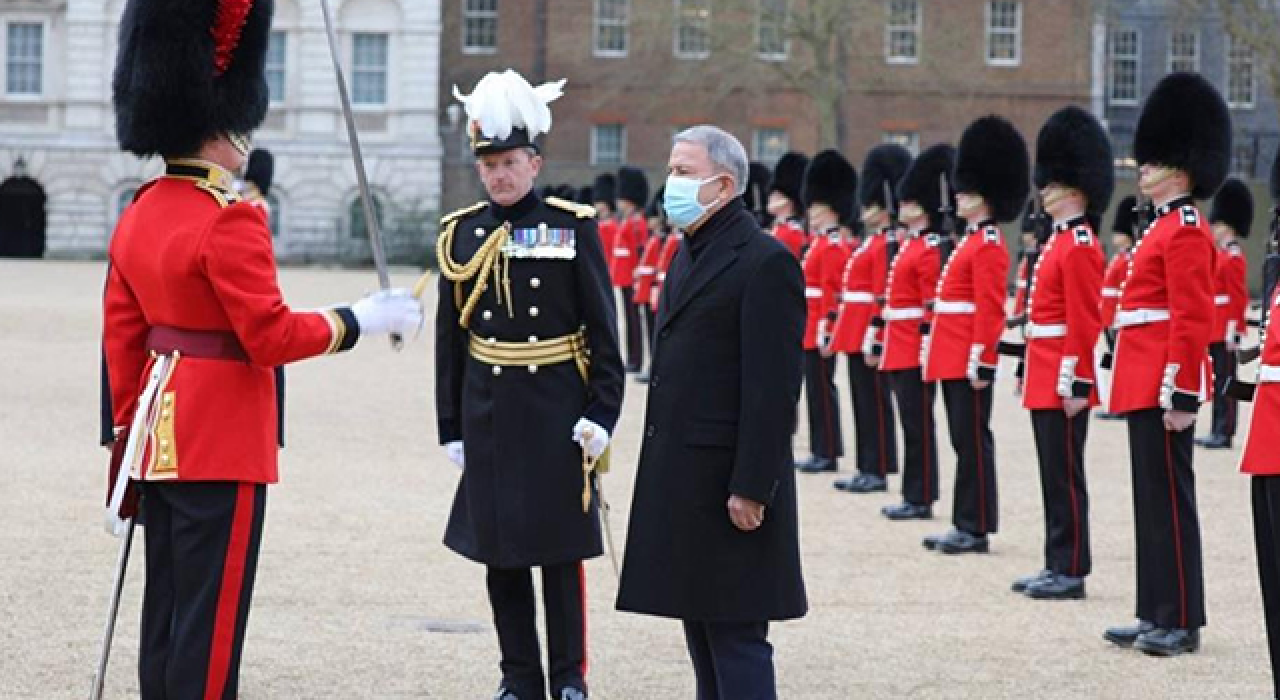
682, 620, 775, 700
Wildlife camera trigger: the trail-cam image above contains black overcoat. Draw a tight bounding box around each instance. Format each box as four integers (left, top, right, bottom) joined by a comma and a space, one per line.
615, 198, 808, 622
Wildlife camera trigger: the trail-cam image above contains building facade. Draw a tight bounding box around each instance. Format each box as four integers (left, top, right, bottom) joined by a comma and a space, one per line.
0, 0, 442, 263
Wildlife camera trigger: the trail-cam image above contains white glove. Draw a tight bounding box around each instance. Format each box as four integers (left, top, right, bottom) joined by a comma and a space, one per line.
351, 288, 424, 337
444, 440, 465, 469
572, 418, 610, 460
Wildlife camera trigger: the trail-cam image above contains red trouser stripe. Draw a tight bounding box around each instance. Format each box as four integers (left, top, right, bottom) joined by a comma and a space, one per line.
578, 562, 589, 678
1164, 431, 1189, 628
204, 483, 255, 700
1066, 416, 1081, 576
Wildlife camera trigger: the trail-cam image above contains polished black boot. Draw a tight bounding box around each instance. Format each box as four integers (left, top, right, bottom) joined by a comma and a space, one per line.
934, 528, 989, 554
1023, 573, 1086, 600
1134, 627, 1200, 657
1011, 570, 1051, 593
1194, 434, 1232, 449
1104, 620, 1155, 648
834, 473, 887, 493
881, 502, 932, 520
796, 456, 838, 473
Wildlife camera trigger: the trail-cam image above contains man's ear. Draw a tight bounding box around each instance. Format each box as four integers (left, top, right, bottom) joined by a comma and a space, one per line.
529, 153, 544, 177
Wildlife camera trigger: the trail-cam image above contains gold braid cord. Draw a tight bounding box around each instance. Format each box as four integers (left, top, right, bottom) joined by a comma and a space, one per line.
436, 220, 512, 328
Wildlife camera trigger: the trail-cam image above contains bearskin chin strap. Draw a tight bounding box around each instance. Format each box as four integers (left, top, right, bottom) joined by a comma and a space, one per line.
211, 0, 254, 77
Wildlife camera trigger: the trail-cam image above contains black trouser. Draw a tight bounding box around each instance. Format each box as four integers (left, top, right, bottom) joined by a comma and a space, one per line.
1209, 342, 1238, 439
486, 563, 587, 697
1031, 409, 1092, 577
641, 304, 656, 352
619, 287, 643, 370
1252, 476, 1280, 699
1127, 409, 1205, 630
941, 380, 999, 535
887, 368, 938, 505
803, 350, 843, 459
847, 354, 898, 477
140, 481, 266, 700
682, 620, 775, 700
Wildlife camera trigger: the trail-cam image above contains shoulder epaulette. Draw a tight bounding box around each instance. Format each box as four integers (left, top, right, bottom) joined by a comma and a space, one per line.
983, 226, 1001, 244
1180, 206, 1200, 227
546, 196, 597, 219
1074, 227, 1093, 245
442, 201, 487, 225
195, 180, 239, 208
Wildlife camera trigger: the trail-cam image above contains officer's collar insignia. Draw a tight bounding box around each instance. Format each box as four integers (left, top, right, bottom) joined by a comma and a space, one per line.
503, 223, 577, 259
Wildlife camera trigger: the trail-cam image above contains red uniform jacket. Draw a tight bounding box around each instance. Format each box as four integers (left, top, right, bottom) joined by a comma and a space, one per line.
610, 213, 645, 288
1212, 240, 1248, 345
103, 161, 356, 484
633, 232, 662, 303
1241, 288, 1280, 474
829, 230, 894, 355
599, 217, 618, 271
802, 231, 851, 350
772, 218, 808, 260
650, 233, 683, 309
1100, 250, 1131, 329
1013, 253, 1032, 317
879, 232, 942, 372
1022, 218, 1105, 409
1110, 197, 1216, 414
923, 223, 1009, 382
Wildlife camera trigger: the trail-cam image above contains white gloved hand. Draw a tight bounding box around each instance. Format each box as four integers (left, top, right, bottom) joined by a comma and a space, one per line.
444, 440, 465, 469
571, 418, 610, 460
351, 288, 424, 337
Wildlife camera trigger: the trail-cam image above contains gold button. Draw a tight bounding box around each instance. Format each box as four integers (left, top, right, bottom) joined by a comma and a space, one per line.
529, 306, 540, 318
160, 439, 170, 448
530, 277, 541, 289
492, 366, 503, 376
475, 227, 486, 237
160, 454, 170, 464
483, 310, 493, 321
528, 365, 539, 374
163, 395, 173, 405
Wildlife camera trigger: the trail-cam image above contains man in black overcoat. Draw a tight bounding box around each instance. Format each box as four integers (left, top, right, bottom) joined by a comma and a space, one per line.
616, 125, 807, 700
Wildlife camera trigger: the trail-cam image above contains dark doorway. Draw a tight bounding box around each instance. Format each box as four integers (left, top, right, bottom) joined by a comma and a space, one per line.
0, 176, 47, 258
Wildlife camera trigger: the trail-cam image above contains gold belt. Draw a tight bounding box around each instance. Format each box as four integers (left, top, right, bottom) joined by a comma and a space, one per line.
469, 330, 590, 379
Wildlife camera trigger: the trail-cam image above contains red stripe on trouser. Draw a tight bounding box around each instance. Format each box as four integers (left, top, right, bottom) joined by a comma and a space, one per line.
1066, 416, 1081, 576
1164, 431, 1189, 628
205, 483, 255, 700
578, 562, 588, 678
973, 390, 987, 533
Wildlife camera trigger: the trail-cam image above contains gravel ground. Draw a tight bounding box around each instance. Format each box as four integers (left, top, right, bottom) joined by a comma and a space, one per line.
0, 259, 1272, 699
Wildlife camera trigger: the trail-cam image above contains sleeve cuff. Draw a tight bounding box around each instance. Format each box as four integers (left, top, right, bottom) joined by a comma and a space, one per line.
324, 307, 361, 354
1070, 380, 1093, 399
1170, 391, 1200, 413
976, 366, 996, 382
438, 419, 462, 444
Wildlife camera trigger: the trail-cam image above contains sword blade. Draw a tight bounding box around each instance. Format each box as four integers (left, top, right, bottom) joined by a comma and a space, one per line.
593, 476, 620, 582
88, 519, 135, 700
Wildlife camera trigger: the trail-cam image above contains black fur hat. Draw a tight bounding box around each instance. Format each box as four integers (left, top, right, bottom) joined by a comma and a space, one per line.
954, 116, 1031, 223
617, 166, 650, 208
1134, 72, 1232, 199
803, 150, 858, 226
1034, 106, 1115, 218
769, 152, 809, 210
859, 144, 913, 214
744, 162, 772, 213
897, 143, 956, 230
1112, 195, 1139, 236
244, 148, 274, 195
114, 0, 274, 158
576, 185, 594, 207
592, 173, 616, 209
1211, 178, 1255, 238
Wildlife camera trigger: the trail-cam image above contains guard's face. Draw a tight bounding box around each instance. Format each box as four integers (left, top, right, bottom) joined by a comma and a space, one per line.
956, 193, 985, 220
1111, 232, 1133, 250
806, 203, 837, 233
1138, 164, 1188, 200
766, 191, 793, 219
899, 201, 926, 228
476, 149, 542, 207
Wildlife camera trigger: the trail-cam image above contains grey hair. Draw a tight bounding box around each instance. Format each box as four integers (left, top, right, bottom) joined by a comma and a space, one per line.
674, 125, 749, 197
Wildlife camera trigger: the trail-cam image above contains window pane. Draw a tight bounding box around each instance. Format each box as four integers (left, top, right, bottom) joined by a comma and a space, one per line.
1228, 37, 1255, 108
1231, 139, 1257, 178
1169, 31, 1198, 72
675, 0, 711, 58
886, 0, 919, 62
595, 0, 628, 54
753, 128, 788, 165
6, 23, 43, 96
986, 1, 1020, 64
592, 124, 625, 165
757, 0, 787, 58
463, 0, 498, 51
352, 33, 388, 106
1110, 30, 1139, 104
266, 32, 286, 103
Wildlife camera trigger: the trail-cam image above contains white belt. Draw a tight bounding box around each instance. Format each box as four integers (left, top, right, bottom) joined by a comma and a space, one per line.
1016, 280, 1028, 289
1114, 308, 1171, 328
1101, 288, 1121, 299
841, 291, 875, 304
805, 287, 824, 299
635, 266, 655, 275
1026, 322, 1068, 339
1261, 365, 1280, 383
883, 307, 925, 321
613, 249, 632, 257
1215, 295, 1230, 305
934, 300, 976, 314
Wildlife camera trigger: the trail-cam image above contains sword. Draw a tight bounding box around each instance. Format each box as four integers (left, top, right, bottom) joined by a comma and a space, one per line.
580, 428, 620, 582
319, 0, 402, 351
88, 519, 135, 700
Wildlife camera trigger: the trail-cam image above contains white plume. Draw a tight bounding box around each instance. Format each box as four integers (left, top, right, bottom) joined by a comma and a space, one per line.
452, 70, 566, 142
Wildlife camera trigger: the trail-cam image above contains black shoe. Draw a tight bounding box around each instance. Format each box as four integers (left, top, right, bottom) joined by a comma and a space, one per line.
634, 371, 650, 384
494, 688, 521, 700
935, 529, 990, 554
1104, 620, 1155, 648
1134, 627, 1200, 657
922, 531, 943, 550
1024, 573, 1086, 600
557, 687, 588, 700
1195, 434, 1232, 449
881, 502, 933, 520
1011, 569, 1051, 593
796, 456, 838, 473
834, 473, 887, 493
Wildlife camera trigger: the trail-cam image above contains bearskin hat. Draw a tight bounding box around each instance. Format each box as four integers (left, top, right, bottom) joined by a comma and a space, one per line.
769, 152, 809, 209
646, 186, 666, 220
244, 148, 274, 195
1111, 195, 1139, 236
744, 162, 772, 213
954, 116, 1031, 223
114, 0, 275, 158
576, 185, 594, 207
859, 144, 913, 214
617, 166, 650, 208
1134, 72, 1232, 199
897, 143, 956, 230
803, 150, 858, 226
1211, 178, 1255, 239
1034, 106, 1115, 218
592, 173, 616, 209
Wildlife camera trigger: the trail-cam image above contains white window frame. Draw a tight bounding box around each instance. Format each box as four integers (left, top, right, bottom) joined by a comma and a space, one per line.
884, 0, 921, 65
593, 0, 629, 58
590, 124, 627, 166
883, 130, 919, 156
984, 1, 1021, 67
752, 128, 789, 165
673, 0, 712, 60
350, 32, 390, 108
1226, 34, 1256, 110
1167, 29, 1199, 73
4, 19, 46, 100
265, 31, 288, 105
1109, 28, 1141, 107
756, 0, 789, 62
461, 0, 499, 55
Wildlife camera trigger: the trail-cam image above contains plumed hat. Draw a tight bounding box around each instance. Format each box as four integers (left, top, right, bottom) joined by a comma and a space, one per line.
897, 143, 956, 230
1034, 106, 1115, 218
859, 144, 913, 214
114, 0, 275, 157
803, 150, 858, 226
243, 148, 274, 195
769, 151, 809, 209
453, 69, 565, 155
617, 166, 649, 208
1210, 178, 1255, 238
1134, 72, 1232, 199
954, 115, 1031, 223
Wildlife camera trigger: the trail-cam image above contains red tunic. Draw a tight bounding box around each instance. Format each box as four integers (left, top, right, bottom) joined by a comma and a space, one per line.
923, 223, 1009, 382
829, 230, 894, 355
1240, 288, 1280, 474
801, 231, 851, 350
1013, 253, 1032, 318
610, 213, 645, 288
103, 161, 354, 485
650, 233, 683, 309
1211, 241, 1248, 345
771, 218, 808, 260
1110, 197, 1216, 414
1022, 218, 1105, 409
879, 232, 942, 372
598, 217, 618, 271
1099, 251, 1131, 329
633, 232, 662, 303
